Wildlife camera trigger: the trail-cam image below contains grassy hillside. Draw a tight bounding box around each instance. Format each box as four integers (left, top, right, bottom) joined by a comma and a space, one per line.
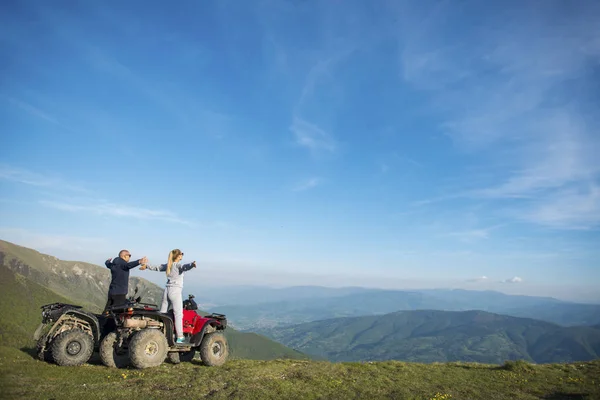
0, 253, 310, 362
1, 345, 599, 400
260, 310, 600, 364
0, 239, 164, 313
0, 264, 74, 348
209, 288, 600, 331
224, 330, 314, 361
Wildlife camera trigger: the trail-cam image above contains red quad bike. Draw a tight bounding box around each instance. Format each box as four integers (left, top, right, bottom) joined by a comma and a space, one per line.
100, 293, 229, 369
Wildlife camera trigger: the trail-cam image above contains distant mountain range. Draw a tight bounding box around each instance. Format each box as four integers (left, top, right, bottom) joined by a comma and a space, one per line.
0, 239, 310, 361
204, 287, 600, 330
258, 309, 600, 364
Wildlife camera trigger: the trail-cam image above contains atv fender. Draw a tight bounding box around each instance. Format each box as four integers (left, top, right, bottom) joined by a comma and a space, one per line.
33, 323, 46, 342
189, 319, 222, 347
45, 310, 101, 344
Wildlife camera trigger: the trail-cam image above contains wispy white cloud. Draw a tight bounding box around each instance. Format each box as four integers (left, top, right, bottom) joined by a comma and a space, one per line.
502, 276, 523, 284
7, 97, 60, 125
445, 228, 490, 243
0, 228, 107, 253
295, 46, 357, 112
290, 118, 336, 153
466, 275, 488, 283
83, 46, 193, 125
39, 200, 192, 225
377, 152, 423, 175
0, 165, 53, 187
289, 38, 362, 156
0, 165, 89, 193
518, 185, 600, 230
470, 112, 600, 200
292, 177, 323, 192
5, 97, 79, 136
0, 165, 191, 225
442, 223, 505, 243
396, 1, 600, 230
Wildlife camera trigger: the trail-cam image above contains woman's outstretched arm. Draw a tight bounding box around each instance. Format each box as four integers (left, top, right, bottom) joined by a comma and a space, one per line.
141, 263, 167, 272
179, 261, 197, 272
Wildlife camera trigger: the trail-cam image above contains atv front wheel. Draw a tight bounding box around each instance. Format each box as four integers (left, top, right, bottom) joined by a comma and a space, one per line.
129, 329, 168, 369
51, 328, 94, 366
199, 332, 228, 367
100, 332, 130, 368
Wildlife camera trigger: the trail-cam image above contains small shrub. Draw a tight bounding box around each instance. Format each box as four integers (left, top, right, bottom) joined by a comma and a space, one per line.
501, 359, 536, 372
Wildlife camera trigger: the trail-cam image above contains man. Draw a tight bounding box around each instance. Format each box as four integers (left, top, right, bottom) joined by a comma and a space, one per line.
103, 250, 147, 313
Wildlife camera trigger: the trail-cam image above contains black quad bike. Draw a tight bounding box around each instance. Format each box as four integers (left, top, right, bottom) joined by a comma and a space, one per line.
33, 288, 148, 366
33, 302, 105, 366
99, 294, 229, 369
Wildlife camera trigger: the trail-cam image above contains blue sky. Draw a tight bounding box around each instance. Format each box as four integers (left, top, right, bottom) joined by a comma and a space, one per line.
1, 0, 599, 301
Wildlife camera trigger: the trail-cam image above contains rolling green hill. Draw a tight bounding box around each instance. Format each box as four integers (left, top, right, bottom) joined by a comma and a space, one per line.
0, 264, 74, 348
259, 310, 600, 364
0, 242, 309, 361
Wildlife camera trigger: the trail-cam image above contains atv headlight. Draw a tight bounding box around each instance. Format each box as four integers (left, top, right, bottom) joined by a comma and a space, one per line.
41, 310, 50, 323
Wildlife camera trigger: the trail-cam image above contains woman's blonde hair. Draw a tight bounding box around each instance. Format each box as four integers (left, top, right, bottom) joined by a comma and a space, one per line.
166, 249, 182, 276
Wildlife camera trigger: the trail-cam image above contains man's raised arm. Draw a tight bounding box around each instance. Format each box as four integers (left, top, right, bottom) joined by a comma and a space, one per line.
114, 256, 147, 270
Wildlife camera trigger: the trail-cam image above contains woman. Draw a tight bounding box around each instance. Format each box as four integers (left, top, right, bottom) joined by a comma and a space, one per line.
142, 249, 196, 344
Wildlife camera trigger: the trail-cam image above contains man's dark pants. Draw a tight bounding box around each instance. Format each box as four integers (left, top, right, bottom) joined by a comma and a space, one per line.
103, 294, 127, 313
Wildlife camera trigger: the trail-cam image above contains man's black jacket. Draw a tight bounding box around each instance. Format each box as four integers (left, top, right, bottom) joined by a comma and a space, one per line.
105, 257, 142, 295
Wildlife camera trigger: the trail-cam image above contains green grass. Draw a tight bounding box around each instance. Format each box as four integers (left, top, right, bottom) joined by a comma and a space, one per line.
0, 346, 599, 399
225, 330, 313, 361
0, 265, 73, 348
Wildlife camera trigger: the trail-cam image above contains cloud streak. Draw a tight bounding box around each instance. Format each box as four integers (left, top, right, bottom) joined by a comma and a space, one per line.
467, 275, 488, 283
518, 184, 600, 230
40, 200, 192, 225
7, 97, 60, 125
292, 177, 323, 192
290, 118, 336, 153
0, 228, 107, 253
502, 276, 523, 284
0, 165, 88, 193
0, 165, 191, 225
397, 1, 600, 230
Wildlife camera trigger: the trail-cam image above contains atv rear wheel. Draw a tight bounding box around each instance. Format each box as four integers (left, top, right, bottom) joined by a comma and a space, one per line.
100, 332, 130, 368
51, 328, 94, 366
129, 329, 168, 369
167, 349, 196, 364
199, 332, 228, 366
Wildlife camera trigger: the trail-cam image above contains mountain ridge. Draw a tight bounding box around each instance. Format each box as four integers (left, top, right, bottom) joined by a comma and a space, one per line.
259, 309, 600, 364
209, 286, 600, 330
